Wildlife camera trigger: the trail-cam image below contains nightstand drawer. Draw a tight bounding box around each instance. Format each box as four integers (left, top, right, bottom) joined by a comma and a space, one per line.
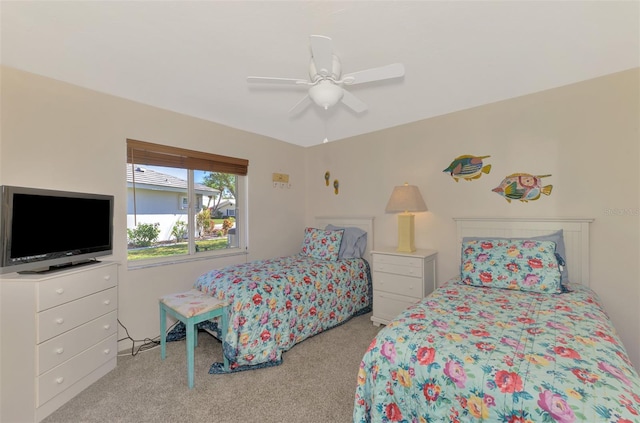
373, 271, 423, 297
372, 291, 419, 323
373, 261, 423, 278
374, 253, 424, 268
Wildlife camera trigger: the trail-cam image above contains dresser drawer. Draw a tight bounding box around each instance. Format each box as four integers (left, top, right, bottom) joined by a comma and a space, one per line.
372, 291, 419, 323
37, 311, 117, 375
373, 271, 423, 297
37, 287, 117, 343
37, 264, 117, 311
36, 334, 116, 407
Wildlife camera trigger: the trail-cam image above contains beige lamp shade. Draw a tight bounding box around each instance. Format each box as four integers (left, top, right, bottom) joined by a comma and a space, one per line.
385, 183, 427, 253
385, 184, 427, 213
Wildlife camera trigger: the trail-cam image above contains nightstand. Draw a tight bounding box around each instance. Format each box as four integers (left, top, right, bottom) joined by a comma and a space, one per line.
370, 248, 437, 326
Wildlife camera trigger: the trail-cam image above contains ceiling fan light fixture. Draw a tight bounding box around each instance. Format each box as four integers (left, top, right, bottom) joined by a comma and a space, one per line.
309, 81, 343, 110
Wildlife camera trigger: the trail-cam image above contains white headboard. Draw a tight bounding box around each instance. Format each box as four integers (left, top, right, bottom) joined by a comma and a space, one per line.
454, 217, 594, 286
314, 216, 374, 262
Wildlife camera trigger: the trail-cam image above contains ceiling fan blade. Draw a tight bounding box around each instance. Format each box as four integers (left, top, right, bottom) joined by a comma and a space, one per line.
341, 89, 367, 113
309, 35, 334, 77
342, 63, 405, 85
247, 76, 307, 85
288, 95, 312, 115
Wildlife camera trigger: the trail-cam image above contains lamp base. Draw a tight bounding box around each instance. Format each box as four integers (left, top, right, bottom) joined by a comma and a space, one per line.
396, 213, 416, 253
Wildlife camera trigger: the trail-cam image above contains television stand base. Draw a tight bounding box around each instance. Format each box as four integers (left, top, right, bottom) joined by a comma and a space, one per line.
18, 259, 101, 275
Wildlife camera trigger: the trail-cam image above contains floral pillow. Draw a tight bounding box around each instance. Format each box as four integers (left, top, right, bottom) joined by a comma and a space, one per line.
300, 227, 344, 261
463, 229, 568, 284
460, 239, 562, 294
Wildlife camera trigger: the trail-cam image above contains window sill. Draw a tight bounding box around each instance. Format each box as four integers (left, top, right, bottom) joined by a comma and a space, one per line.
126, 248, 248, 271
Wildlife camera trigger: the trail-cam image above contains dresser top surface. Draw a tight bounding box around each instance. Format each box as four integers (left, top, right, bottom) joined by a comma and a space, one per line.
0, 260, 117, 282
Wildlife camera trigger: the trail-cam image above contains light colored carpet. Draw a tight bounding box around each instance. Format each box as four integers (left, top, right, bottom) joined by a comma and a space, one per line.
42, 312, 380, 423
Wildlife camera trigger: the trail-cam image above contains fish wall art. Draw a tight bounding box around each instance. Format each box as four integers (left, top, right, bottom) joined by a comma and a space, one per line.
443, 155, 492, 182
492, 173, 553, 203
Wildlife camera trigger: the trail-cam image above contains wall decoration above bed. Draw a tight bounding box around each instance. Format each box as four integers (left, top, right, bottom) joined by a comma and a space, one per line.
492, 173, 552, 202
443, 154, 492, 182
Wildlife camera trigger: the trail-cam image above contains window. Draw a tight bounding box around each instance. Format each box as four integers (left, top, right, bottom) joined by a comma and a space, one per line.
126, 139, 248, 264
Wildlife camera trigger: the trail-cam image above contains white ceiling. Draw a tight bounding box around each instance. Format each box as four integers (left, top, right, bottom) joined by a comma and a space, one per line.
2, 1, 638, 147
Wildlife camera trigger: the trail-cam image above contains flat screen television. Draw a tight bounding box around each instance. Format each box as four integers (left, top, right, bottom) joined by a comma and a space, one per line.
0, 185, 114, 274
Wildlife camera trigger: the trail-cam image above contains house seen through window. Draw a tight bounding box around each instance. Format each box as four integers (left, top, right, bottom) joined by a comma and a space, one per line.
126, 139, 248, 263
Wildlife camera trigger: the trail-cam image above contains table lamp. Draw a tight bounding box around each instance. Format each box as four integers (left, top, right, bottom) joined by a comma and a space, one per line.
385, 183, 427, 252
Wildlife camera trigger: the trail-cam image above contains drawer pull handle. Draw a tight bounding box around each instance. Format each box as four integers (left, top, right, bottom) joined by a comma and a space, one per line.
104, 275, 111, 281
103, 299, 111, 305
103, 349, 111, 355
55, 348, 64, 355
55, 318, 64, 325
55, 288, 64, 295
56, 377, 64, 384
104, 324, 111, 330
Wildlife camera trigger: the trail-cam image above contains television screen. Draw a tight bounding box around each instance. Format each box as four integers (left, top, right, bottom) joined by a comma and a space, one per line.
1, 185, 114, 274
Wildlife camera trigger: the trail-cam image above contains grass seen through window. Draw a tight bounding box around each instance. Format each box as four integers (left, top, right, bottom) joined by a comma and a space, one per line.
127, 238, 230, 260
127, 218, 234, 261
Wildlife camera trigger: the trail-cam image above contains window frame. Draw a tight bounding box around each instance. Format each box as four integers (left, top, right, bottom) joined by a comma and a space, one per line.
126, 139, 248, 269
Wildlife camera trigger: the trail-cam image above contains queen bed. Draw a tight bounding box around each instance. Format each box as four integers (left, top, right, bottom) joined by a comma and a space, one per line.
354, 217, 640, 422
169, 216, 374, 373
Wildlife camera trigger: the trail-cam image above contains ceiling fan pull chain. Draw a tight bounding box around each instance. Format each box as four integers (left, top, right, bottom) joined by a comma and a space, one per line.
323, 111, 329, 143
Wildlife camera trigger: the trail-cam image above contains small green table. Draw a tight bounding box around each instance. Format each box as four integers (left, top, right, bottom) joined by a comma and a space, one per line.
159, 289, 229, 388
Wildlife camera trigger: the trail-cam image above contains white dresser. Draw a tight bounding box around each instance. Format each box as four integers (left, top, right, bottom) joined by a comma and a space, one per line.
1, 261, 118, 423
370, 248, 437, 326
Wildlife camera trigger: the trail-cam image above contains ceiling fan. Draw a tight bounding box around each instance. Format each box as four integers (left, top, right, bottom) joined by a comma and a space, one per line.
247, 35, 405, 114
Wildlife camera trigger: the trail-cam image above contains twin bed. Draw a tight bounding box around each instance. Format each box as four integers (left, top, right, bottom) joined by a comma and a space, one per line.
353, 217, 640, 422
172, 216, 375, 373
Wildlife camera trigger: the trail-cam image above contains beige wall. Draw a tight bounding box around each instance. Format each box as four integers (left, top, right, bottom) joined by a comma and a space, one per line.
1, 66, 638, 371
0, 66, 307, 349
305, 68, 640, 369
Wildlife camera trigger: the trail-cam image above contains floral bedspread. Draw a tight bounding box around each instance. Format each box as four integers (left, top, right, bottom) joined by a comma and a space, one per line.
193, 254, 371, 372
354, 279, 640, 422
